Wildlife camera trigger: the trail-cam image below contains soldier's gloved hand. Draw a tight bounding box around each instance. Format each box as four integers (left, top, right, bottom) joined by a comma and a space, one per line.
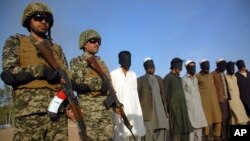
71, 80, 90, 94
1, 70, 16, 86
15, 71, 34, 85
43, 66, 61, 84
1, 70, 34, 86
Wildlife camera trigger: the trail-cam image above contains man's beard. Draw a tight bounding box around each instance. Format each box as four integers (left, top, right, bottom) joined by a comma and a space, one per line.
34, 29, 47, 37
31, 26, 48, 38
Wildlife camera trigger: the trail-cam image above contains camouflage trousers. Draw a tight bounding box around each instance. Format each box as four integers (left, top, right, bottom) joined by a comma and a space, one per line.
79, 95, 114, 141
13, 113, 68, 141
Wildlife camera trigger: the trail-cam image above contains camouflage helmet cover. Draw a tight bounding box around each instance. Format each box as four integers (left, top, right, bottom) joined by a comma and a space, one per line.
79, 29, 101, 49
22, 2, 53, 28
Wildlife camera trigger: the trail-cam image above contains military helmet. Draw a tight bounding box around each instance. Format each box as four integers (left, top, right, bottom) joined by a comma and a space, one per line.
79, 29, 101, 49
22, 2, 53, 28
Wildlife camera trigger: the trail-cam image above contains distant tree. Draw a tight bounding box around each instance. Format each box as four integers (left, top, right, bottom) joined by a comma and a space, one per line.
0, 88, 4, 106
0, 85, 14, 125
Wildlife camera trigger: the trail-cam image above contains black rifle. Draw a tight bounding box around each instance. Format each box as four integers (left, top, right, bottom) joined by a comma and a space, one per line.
87, 55, 136, 140
35, 40, 88, 141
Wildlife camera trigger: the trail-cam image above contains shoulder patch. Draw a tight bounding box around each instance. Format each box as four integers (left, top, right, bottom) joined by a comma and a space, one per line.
10, 33, 26, 39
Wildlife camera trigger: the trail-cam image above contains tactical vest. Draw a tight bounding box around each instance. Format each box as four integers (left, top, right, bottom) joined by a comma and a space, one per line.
83, 55, 111, 97
17, 36, 61, 90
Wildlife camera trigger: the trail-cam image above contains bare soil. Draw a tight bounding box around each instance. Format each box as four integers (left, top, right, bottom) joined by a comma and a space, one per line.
0, 119, 80, 141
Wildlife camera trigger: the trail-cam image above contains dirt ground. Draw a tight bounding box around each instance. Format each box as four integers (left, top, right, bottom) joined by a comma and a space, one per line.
0, 119, 80, 141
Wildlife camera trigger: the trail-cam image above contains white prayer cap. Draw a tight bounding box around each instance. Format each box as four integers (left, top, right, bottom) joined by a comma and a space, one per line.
216, 58, 225, 64
143, 57, 152, 63
184, 60, 195, 67
200, 59, 208, 64
143, 57, 155, 69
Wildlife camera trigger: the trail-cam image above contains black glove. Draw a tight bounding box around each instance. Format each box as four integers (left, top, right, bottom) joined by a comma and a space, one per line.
43, 66, 61, 84
71, 80, 90, 94
1, 70, 16, 86
15, 71, 34, 85
1, 70, 34, 86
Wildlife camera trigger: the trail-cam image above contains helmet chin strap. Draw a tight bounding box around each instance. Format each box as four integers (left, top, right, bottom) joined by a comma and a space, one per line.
48, 28, 52, 43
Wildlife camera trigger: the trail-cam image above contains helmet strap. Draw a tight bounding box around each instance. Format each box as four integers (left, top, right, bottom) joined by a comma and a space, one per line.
47, 28, 53, 45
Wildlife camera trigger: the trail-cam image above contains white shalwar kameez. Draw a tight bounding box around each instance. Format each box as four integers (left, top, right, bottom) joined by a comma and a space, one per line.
111, 68, 146, 141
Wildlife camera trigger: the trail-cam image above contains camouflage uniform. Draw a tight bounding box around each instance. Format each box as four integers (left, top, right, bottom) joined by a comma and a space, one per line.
2, 34, 69, 141
70, 52, 114, 141
1, 2, 68, 141
70, 29, 114, 140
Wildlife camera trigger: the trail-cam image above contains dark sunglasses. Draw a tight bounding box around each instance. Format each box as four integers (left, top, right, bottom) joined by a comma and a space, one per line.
32, 14, 51, 23
88, 38, 101, 45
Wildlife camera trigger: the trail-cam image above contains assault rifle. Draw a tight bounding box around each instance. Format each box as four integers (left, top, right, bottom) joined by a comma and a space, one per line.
87, 56, 136, 140
34, 40, 88, 141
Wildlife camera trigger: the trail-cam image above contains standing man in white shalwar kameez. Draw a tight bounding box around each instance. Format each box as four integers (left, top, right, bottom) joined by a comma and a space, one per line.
111, 50, 146, 141
182, 60, 208, 141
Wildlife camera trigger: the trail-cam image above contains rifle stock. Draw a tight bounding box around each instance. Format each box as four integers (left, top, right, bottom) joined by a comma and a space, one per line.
87, 55, 136, 140
35, 40, 88, 141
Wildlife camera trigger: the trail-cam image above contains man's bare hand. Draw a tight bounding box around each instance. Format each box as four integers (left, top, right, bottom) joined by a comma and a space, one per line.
66, 109, 76, 122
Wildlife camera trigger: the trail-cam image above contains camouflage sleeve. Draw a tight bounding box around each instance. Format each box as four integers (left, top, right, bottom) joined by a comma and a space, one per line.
69, 56, 102, 91
2, 35, 46, 78
2, 36, 22, 73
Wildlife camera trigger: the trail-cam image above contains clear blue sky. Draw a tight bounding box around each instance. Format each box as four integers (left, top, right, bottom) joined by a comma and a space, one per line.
1, 0, 250, 88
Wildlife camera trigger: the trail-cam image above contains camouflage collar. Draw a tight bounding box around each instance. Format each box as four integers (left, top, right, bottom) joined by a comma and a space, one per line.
82, 52, 100, 61
27, 35, 39, 43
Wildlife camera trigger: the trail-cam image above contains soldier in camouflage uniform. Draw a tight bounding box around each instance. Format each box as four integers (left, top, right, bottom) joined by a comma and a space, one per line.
0, 2, 68, 141
70, 29, 114, 140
